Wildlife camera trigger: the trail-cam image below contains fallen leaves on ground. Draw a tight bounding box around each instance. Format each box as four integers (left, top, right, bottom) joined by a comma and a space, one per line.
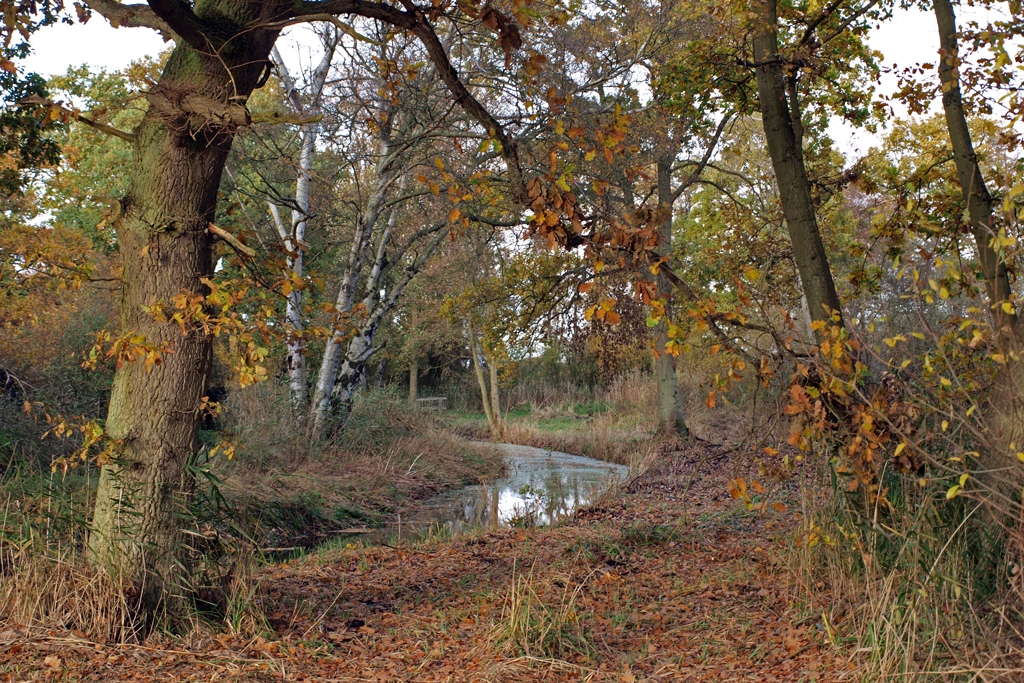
0, 441, 854, 681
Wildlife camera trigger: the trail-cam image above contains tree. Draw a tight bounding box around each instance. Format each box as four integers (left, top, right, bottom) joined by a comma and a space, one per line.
749, 0, 855, 332
307, 29, 488, 433
10, 0, 539, 621
267, 27, 339, 412
931, 0, 1014, 340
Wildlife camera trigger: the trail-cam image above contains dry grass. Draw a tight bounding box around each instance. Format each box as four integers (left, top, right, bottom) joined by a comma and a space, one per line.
0, 545, 142, 641
499, 420, 649, 466
0, 383, 504, 641
211, 383, 505, 549
480, 371, 663, 465
789, 465, 1024, 681
492, 562, 594, 661
0, 537, 275, 641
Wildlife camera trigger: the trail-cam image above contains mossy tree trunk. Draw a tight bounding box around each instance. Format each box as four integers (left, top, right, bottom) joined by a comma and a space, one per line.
87, 0, 282, 619
653, 154, 689, 436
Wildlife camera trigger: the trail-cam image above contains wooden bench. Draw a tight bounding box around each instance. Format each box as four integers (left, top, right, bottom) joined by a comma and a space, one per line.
415, 397, 447, 412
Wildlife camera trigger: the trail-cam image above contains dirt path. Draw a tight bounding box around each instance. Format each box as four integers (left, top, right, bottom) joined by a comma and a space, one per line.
0, 443, 853, 681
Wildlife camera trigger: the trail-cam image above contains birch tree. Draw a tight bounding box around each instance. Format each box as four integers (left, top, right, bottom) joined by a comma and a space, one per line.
267, 27, 339, 411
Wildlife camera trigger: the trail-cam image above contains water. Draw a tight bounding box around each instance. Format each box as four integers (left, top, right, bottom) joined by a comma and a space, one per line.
350, 444, 628, 544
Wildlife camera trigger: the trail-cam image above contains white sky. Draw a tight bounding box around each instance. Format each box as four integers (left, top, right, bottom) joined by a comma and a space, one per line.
17, 5, 996, 162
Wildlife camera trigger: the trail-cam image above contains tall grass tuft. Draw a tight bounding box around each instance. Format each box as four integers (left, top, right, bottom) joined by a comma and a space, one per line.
494, 563, 594, 660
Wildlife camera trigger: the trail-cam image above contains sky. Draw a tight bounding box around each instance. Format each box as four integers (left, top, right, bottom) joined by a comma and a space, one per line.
17, 6, 967, 162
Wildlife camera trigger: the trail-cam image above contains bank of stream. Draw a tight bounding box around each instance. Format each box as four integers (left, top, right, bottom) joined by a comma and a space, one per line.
338, 443, 629, 545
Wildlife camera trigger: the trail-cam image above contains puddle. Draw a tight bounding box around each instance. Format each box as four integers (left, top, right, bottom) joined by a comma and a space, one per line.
344, 444, 628, 545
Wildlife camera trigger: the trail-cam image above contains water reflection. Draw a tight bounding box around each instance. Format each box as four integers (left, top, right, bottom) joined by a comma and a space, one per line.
363, 444, 627, 544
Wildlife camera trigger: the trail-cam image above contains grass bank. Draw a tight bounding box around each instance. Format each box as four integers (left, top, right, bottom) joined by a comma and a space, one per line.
446, 371, 663, 466
0, 385, 505, 638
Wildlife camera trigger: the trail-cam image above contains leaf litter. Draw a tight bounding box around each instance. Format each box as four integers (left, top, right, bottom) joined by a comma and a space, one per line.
0, 441, 854, 681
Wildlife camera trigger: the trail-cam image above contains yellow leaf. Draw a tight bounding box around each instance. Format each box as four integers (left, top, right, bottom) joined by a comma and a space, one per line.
894, 442, 906, 457
946, 485, 961, 499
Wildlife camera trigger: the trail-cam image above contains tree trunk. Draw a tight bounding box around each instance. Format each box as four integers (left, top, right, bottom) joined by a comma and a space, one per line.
87, 12, 281, 620
933, 0, 1016, 342
488, 354, 505, 437
310, 157, 399, 433
753, 0, 843, 331
932, 0, 1024, 472
653, 154, 689, 436
317, 217, 445, 430
469, 324, 498, 436
269, 38, 337, 412
409, 359, 418, 402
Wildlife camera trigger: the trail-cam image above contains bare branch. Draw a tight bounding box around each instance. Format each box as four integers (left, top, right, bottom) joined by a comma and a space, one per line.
17, 95, 136, 143
82, 0, 175, 39
670, 114, 732, 203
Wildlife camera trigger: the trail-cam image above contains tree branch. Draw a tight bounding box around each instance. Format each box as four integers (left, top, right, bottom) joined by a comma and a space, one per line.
82, 0, 175, 39
145, 0, 216, 49
670, 114, 732, 204
293, 0, 526, 204
17, 95, 136, 143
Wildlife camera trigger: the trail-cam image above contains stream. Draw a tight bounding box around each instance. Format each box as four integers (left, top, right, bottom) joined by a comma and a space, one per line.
348, 444, 628, 545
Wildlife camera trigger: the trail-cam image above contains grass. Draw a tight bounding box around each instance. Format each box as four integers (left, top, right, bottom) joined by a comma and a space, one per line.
493, 562, 595, 661
0, 384, 506, 640
445, 370, 662, 466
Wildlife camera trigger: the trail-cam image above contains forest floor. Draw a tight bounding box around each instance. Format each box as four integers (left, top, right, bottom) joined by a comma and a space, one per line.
0, 440, 856, 682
